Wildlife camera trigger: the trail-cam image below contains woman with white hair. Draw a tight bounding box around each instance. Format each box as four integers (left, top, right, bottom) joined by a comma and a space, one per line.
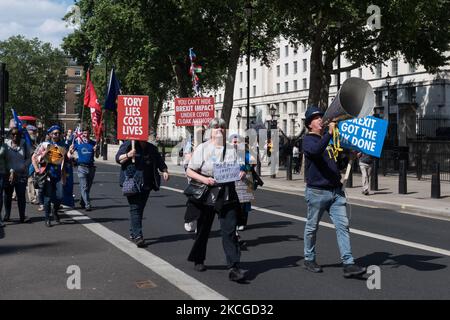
185, 118, 247, 282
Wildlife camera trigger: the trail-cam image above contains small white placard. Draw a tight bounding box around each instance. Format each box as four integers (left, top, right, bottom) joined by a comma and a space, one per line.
213, 162, 241, 184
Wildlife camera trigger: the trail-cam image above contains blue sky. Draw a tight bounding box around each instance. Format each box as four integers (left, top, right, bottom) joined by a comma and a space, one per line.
0, 0, 77, 48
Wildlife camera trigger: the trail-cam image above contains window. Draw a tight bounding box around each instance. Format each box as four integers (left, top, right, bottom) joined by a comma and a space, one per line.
303, 59, 308, 72
276, 48, 280, 59
285, 45, 289, 57
293, 101, 298, 114
283, 120, 287, 133
294, 48, 298, 55
302, 78, 307, 89
301, 99, 307, 112
240, 72, 243, 82
276, 65, 280, 77
74, 70, 81, 77
346, 71, 351, 79
389, 89, 397, 105
358, 68, 363, 78
253, 85, 256, 97
283, 102, 287, 114
376, 64, 382, 78
285, 63, 289, 76
375, 91, 382, 107
239, 88, 243, 99
253, 68, 256, 80
293, 80, 298, 91
276, 83, 280, 93
406, 86, 416, 102
251, 105, 256, 116
409, 63, 416, 73
61, 101, 67, 114
74, 84, 81, 94
391, 58, 398, 76
294, 61, 298, 74
285, 81, 289, 92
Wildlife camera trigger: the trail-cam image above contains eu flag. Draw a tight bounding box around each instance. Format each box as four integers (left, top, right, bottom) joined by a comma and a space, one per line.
11, 109, 32, 147
104, 68, 121, 111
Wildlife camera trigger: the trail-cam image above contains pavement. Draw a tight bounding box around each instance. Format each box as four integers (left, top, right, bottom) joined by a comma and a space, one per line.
97, 150, 450, 220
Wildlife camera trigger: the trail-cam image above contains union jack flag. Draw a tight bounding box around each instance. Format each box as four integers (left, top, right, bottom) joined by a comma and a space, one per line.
73, 126, 87, 144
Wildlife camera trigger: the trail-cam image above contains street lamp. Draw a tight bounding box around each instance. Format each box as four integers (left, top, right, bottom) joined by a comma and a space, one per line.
386, 72, 391, 114
245, 2, 254, 131
236, 111, 242, 131
269, 105, 278, 128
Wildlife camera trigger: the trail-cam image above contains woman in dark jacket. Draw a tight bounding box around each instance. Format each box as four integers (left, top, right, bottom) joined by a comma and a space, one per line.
116, 140, 169, 248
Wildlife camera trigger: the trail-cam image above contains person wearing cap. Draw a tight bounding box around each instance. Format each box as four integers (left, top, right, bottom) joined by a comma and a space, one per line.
32, 125, 68, 227
68, 127, 98, 211
302, 106, 366, 278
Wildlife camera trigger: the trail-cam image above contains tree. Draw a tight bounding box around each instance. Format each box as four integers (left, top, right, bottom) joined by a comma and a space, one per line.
0, 36, 66, 128
271, 0, 450, 109
63, 0, 281, 131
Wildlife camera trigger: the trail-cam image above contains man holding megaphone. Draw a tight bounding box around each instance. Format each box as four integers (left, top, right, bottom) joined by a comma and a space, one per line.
302, 105, 366, 278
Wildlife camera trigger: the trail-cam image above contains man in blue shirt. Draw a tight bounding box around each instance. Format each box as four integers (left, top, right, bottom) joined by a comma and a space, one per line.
302, 106, 366, 278
68, 127, 97, 211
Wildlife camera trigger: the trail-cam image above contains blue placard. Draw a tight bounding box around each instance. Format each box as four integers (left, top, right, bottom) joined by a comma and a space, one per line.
337, 116, 388, 158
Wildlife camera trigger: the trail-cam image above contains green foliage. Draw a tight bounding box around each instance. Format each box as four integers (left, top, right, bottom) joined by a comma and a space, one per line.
0, 35, 67, 128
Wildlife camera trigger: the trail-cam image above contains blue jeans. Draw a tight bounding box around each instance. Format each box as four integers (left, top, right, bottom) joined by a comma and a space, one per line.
304, 186, 354, 264
4, 176, 27, 221
43, 179, 63, 221
78, 165, 96, 207
127, 190, 150, 239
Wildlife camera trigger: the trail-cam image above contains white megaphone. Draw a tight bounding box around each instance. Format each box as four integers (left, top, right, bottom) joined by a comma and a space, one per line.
322, 77, 375, 124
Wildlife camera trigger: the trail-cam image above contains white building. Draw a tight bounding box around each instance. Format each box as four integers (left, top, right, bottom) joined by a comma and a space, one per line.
159, 37, 450, 144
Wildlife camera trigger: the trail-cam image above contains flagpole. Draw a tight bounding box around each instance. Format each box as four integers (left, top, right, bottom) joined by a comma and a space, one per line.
103, 55, 108, 160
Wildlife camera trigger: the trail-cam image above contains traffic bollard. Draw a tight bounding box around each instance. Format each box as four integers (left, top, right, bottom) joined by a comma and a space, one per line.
371, 158, 379, 191
346, 166, 353, 188
399, 159, 407, 194
431, 162, 440, 199
286, 155, 292, 181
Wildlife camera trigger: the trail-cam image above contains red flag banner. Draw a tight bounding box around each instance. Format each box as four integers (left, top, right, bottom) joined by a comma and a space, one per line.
90, 107, 103, 141
175, 97, 215, 126
84, 70, 101, 110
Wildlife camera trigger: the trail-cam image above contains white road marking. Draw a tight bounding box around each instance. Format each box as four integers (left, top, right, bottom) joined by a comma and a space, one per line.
65, 209, 227, 300
161, 186, 450, 257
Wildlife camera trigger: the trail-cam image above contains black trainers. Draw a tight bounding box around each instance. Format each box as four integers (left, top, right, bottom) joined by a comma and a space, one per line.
194, 263, 207, 272
85, 206, 92, 212
303, 260, 323, 273
343, 264, 366, 278
229, 267, 246, 282
134, 237, 146, 248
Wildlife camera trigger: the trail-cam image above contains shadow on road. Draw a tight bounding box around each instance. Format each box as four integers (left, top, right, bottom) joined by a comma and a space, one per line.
0, 242, 60, 256
240, 235, 302, 251
244, 221, 293, 231
322, 251, 447, 272
241, 256, 303, 281
356, 251, 447, 271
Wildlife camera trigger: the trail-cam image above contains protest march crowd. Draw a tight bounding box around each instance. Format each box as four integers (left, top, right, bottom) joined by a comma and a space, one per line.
0, 104, 369, 283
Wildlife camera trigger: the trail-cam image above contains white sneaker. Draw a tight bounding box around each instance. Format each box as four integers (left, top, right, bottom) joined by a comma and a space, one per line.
237, 225, 245, 231
184, 221, 197, 232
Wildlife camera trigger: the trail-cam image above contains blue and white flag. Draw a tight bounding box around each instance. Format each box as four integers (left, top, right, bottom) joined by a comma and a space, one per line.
11, 109, 32, 147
